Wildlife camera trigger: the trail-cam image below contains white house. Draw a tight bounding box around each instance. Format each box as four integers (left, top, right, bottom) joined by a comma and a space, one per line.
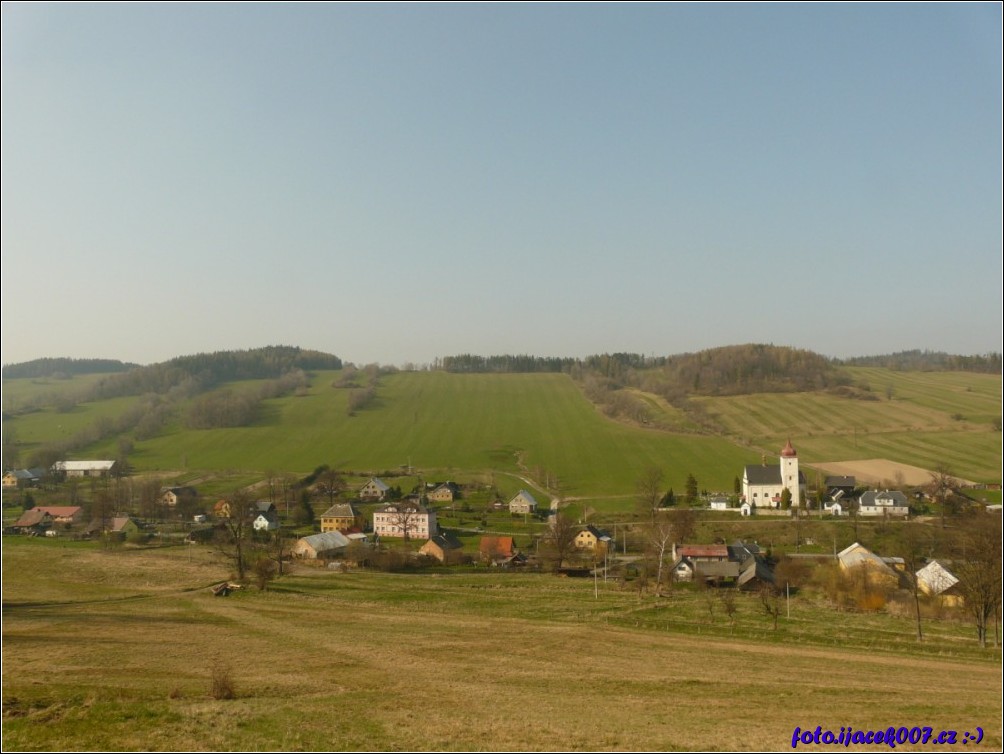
253, 512, 280, 532
508, 490, 538, 514
857, 490, 909, 518
359, 477, 390, 501
741, 440, 806, 508
373, 500, 437, 539
708, 495, 730, 510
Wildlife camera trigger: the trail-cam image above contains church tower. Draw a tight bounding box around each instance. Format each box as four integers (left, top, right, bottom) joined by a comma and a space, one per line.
780, 439, 801, 507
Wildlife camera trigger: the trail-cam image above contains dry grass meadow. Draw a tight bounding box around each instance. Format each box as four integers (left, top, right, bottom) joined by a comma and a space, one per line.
2, 538, 1001, 752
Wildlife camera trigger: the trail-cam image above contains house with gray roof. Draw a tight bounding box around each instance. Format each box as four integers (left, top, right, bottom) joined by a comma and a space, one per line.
359, 477, 390, 501
857, 490, 909, 518
508, 489, 539, 514
292, 531, 350, 559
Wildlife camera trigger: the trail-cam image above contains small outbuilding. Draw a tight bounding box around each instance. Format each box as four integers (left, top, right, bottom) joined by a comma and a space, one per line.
293, 531, 350, 559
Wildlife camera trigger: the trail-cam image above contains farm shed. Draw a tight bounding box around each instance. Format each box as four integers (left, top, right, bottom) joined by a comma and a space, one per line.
293, 531, 350, 559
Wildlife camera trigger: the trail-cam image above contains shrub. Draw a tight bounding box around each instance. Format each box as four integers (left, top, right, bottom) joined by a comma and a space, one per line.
209, 661, 236, 700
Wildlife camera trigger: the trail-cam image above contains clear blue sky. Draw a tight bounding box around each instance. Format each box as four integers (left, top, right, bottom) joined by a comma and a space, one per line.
2, 3, 1001, 367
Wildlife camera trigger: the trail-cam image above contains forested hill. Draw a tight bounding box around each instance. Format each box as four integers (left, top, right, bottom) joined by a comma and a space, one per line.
657, 344, 845, 395
1, 358, 139, 380
438, 345, 999, 395
838, 350, 1001, 374
84, 346, 343, 400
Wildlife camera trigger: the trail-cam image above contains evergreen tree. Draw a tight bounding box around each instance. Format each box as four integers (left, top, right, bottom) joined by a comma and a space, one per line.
685, 474, 699, 506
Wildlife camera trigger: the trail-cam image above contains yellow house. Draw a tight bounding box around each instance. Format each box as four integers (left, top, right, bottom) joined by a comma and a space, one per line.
320, 503, 357, 532
427, 484, 455, 503
574, 525, 611, 552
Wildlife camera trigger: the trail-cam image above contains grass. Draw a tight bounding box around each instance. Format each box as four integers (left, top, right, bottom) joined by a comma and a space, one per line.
9, 371, 761, 495
2, 537, 1001, 751
5, 367, 1001, 503
694, 371, 1001, 483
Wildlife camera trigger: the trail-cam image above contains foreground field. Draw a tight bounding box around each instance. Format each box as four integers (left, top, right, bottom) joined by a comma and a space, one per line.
2, 540, 1000, 751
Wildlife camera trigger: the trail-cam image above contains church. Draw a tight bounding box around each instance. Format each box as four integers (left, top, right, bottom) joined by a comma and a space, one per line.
741, 439, 807, 509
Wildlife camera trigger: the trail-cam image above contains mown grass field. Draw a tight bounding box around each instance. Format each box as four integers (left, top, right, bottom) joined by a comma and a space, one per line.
2, 538, 1000, 752
6, 371, 760, 496
694, 368, 1001, 484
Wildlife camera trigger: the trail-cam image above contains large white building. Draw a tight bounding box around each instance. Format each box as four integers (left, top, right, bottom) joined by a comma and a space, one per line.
373, 500, 437, 540
741, 440, 806, 509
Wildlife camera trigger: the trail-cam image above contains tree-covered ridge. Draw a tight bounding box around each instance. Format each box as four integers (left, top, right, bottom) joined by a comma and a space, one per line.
839, 350, 1001, 374
87, 346, 342, 400
657, 344, 847, 396
1, 358, 139, 380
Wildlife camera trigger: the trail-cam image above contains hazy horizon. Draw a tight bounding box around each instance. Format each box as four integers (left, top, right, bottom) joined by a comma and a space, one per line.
2, 4, 1001, 367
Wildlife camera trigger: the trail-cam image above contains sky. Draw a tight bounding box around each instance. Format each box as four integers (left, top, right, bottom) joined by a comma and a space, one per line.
2, 3, 1001, 368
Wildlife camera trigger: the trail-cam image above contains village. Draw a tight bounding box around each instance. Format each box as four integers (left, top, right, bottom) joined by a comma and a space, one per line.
2, 440, 986, 627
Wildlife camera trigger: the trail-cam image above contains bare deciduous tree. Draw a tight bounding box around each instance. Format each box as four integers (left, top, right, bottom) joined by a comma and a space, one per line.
636, 467, 665, 522
217, 489, 255, 581
317, 467, 345, 504
720, 588, 739, 634
760, 583, 782, 630
542, 511, 578, 572
953, 518, 1003, 648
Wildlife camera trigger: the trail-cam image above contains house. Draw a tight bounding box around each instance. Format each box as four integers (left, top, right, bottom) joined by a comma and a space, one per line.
426, 482, 458, 503
359, 477, 390, 501
739, 502, 753, 517
12, 508, 52, 534
86, 517, 140, 538
508, 490, 538, 514
741, 440, 807, 508
673, 541, 773, 589
916, 560, 963, 605
320, 503, 357, 533
33, 506, 84, 525
161, 486, 198, 507
479, 536, 515, 564
674, 544, 730, 563
419, 533, 464, 563
51, 460, 116, 478
708, 495, 730, 510
837, 542, 900, 589
857, 490, 909, 518
823, 501, 844, 516
2, 468, 45, 489
373, 500, 437, 539
574, 525, 612, 551
293, 531, 350, 559
253, 511, 280, 532
824, 476, 857, 499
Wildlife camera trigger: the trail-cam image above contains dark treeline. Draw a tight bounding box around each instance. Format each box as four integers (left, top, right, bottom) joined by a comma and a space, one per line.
440, 354, 579, 373
91, 345, 341, 400
1, 358, 139, 380
440, 346, 844, 395
839, 350, 1002, 374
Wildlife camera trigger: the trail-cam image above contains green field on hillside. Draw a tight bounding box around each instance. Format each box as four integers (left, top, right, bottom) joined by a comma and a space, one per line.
2, 538, 1000, 752
7, 371, 757, 496
694, 368, 1001, 483
4, 367, 1000, 497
